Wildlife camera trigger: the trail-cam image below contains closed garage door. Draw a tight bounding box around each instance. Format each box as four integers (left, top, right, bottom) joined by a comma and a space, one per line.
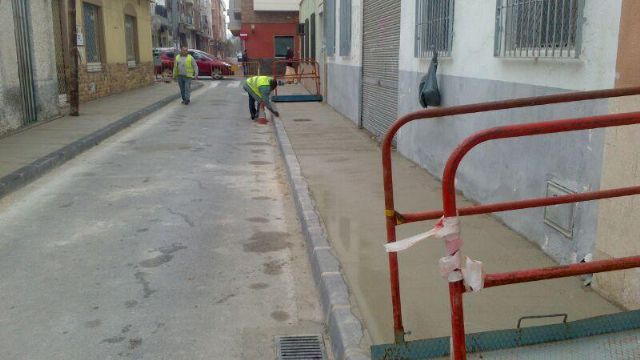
361, 0, 401, 140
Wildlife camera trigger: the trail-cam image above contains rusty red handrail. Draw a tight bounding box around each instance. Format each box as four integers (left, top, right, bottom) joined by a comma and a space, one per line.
441, 111, 640, 359
381, 86, 640, 345
271, 59, 321, 96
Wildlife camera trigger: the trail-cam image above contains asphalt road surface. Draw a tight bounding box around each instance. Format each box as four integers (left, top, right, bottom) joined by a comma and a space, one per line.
0, 81, 324, 360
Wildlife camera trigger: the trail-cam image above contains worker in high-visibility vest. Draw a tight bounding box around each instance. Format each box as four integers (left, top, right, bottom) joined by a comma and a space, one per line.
242, 75, 281, 120
173, 47, 199, 105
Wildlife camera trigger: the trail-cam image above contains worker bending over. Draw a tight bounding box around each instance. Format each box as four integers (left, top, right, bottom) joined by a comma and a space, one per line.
243, 76, 281, 120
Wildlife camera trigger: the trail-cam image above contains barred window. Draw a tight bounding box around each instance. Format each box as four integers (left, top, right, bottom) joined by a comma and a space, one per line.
124, 15, 138, 68
83, 3, 102, 65
304, 19, 310, 58
310, 14, 316, 59
339, 0, 351, 56
495, 0, 584, 58
275, 36, 294, 58
415, 0, 454, 57
325, 0, 336, 56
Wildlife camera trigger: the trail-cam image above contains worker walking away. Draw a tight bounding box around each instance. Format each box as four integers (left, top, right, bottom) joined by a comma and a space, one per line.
243, 76, 281, 120
173, 47, 198, 105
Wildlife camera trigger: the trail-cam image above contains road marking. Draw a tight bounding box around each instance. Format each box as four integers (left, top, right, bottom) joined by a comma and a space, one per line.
227, 81, 240, 88
209, 82, 220, 89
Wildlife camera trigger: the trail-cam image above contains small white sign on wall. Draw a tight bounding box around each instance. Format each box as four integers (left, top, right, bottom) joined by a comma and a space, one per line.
76, 26, 85, 46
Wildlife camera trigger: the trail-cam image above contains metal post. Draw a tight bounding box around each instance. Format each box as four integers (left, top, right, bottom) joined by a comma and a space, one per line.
68, 0, 79, 116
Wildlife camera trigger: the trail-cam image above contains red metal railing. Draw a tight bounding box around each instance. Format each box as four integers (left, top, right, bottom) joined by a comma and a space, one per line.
380, 86, 640, 347
239, 61, 261, 77
271, 58, 321, 96
441, 112, 640, 359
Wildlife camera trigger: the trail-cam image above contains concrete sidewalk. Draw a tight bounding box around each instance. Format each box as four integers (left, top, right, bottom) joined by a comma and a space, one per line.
0, 81, 203, 198
274, 96, 620, 349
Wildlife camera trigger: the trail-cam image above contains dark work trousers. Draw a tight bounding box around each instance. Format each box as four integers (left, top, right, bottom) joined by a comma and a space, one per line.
243, 83, 262, 119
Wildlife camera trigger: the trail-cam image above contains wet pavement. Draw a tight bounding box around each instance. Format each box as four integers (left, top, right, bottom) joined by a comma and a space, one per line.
275, 94, 621, 346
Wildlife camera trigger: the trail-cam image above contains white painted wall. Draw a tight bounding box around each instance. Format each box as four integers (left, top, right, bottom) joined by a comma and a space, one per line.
399, 0, 623, 90
328, 0, 362, 66
253, 0, 298, 11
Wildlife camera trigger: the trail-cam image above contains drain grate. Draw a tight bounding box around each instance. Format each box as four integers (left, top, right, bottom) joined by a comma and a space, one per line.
275, 335, 327, 360
292, 118, 312, 122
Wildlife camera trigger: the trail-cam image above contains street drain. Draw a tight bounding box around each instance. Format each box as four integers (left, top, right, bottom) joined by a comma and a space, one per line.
292, 118, 312, 122
275, 335, 327, 360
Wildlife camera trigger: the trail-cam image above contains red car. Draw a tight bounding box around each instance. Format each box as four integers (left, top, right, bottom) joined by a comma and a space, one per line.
155, 48, 234, 79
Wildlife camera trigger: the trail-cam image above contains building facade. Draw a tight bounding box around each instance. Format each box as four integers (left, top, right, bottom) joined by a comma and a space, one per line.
299, 0, 326, 97
0, 0, 60, 135
593, 0, 640, 310
323, 0, 640, 308
235, 0, 299, 61
211, 0, 227, 57
228, 0, 241, 36
151, 0, 173, 48
164, 0, 213, 51
324, 0, 362, 123
60, 0, 155, 102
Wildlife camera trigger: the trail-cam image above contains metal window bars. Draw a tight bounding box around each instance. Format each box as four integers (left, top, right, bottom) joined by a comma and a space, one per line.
339, 0, 352, 56
83, 3, 101, 64
326, 0, 336, 56
415, 0, 455, 58
495, 0, 584, 58
125, 15, 137, 66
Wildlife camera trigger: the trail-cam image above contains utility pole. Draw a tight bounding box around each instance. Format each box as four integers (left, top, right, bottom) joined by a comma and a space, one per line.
68, 0, 79, 116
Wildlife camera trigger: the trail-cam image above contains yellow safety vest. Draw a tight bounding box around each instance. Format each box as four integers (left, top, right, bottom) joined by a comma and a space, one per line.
247, 76, 272, 98
174, 54, 196, 78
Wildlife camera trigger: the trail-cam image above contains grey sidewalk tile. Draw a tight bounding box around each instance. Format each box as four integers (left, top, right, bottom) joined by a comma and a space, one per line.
274, 116, 370, 360
0, 82, 204, 199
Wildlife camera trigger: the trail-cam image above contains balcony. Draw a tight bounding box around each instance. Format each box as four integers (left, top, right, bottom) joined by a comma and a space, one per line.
180, 14, 195, 30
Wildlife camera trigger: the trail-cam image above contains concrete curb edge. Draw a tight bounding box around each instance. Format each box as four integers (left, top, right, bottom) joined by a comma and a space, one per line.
0, 82, 204, 199
273, 117, 370, 360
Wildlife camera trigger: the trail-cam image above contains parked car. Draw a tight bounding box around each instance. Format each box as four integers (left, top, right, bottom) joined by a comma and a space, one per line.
154, 48, 234, 79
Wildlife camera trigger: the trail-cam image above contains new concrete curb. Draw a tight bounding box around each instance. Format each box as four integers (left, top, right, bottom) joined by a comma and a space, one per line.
0, 82, 204, 199
273, 117, 370, 360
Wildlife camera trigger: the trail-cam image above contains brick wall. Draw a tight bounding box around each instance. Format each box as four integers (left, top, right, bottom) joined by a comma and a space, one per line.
79, 62, 154, 102
241, 0, 298, 24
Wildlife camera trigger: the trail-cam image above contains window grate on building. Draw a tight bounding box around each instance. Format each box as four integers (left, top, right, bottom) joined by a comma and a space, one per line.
304, 19, 310, 59
415, 0, 455, 58
125, 15, 137, 68
495, 0, 584, 58
339, 0, 351, 56
325, 0, 336, 56
275, 36, 294, 58
310, 14, 316, 59
83, 2, 102, 65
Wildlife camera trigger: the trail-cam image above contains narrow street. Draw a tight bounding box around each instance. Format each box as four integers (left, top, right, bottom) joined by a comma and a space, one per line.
0, 81, 324, 360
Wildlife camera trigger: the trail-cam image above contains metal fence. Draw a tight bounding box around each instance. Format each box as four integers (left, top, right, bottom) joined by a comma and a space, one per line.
415, 0, 455, 57
495, 0, 584, 58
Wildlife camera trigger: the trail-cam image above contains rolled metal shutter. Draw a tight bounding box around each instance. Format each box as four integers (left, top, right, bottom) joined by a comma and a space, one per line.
362, 0, 401, 140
